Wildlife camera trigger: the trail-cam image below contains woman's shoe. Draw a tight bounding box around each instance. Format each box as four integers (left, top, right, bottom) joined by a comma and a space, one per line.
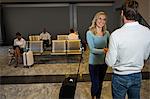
92, 96, 95, 99
14, 64, 18, 68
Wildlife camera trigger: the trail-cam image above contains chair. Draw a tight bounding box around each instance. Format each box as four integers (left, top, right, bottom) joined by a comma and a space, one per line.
57, 35, 68, 40
51, 40, 66, 55
66, 40, 84, 63
29, 35, 40, 41
66, 40, 82, 55
28, 35, 43, 54
28, 41, 43, 54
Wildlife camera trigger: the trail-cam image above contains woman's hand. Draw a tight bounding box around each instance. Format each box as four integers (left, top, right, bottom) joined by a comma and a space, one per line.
103, 48, 108, 54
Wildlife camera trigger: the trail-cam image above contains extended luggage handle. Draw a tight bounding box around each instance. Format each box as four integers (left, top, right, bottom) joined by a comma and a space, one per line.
66, 53, 83, 82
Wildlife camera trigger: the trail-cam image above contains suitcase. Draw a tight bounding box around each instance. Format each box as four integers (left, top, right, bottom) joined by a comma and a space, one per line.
59, 54, 82, 99
23, 51, 34, 67
59, 77, 77, 99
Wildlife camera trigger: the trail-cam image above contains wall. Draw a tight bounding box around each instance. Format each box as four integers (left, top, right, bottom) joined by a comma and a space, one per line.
3, 4, 70, 45
136, 0, 150, 25
0, 26, 2, 45
0, 26, 1, 45
0, 6, 2, 45
1, 0, 114, 3
1, 0, 122, 45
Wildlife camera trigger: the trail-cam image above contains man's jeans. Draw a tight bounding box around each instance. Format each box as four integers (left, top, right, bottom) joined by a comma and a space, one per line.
112, 72, 142, 99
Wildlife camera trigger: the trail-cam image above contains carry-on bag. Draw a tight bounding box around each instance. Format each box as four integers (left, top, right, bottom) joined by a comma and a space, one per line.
59, 55, 82, 99
23, 51, 34, 67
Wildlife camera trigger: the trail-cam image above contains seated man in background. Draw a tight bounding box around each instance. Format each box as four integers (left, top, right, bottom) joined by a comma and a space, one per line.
13, 32, 26, 67
68, 28, 87, 51
40, 28, 51, 50
68, 28, 79, 40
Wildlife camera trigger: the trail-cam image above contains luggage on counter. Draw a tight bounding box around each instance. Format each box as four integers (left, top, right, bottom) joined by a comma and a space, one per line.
23, 51, 34, 67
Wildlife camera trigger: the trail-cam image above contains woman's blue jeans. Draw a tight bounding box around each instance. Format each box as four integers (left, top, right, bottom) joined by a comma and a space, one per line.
112, 72, 142, 99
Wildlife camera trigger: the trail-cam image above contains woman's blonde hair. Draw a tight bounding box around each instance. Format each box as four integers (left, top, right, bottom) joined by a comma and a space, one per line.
89, 11, 107, 35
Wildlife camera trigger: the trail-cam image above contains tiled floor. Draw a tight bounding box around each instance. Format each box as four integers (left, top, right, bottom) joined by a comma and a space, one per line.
0, 46, 150, 99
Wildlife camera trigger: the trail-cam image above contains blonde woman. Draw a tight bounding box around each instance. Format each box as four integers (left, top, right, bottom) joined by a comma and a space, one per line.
86, 11, 110, 99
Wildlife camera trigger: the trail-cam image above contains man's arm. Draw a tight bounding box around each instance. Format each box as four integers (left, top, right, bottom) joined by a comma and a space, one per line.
47, 32, 51, 40
105, 35, 118, 67
144, 43, 150, 64
144, 42, 150, 60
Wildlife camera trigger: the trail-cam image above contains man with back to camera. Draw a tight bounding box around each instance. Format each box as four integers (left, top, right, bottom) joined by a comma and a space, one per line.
105, 0, 150, 99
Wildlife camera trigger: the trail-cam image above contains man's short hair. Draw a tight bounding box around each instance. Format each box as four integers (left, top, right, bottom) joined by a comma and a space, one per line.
70, 29, 74, 33
16, 32, 21, 36
122, 0, 139, 20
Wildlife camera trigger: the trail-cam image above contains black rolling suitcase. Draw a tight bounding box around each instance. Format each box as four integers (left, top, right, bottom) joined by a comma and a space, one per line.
59, 76, 77, 99
59, 56, 82, 99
